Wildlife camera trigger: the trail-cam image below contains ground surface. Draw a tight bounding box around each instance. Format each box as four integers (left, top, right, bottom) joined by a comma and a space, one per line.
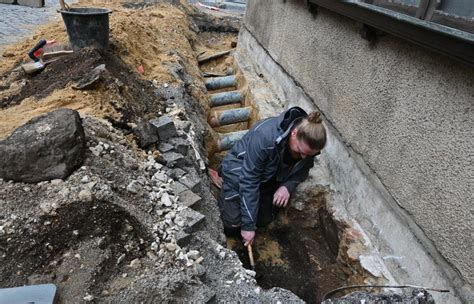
0, 0, 62, 48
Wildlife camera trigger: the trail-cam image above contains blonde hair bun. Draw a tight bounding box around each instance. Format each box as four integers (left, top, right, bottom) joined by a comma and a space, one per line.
307, 111, 323, 124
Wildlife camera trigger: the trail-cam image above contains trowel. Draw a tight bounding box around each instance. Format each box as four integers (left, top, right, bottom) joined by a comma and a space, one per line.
247, 244, 256, 271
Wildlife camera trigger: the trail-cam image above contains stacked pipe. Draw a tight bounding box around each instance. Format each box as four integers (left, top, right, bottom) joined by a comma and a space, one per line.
200, 50, 251, 152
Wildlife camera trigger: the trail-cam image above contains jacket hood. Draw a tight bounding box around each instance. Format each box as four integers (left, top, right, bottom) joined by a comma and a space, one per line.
275, 106, 308, 145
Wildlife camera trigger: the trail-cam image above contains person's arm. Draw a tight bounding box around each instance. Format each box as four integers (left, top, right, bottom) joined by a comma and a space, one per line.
238, 130, 271, 233
281, 158, 314, 194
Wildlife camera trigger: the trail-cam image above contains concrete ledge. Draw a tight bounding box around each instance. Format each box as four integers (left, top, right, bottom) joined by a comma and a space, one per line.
0, 0, 16, 4
236, 26, 469, 303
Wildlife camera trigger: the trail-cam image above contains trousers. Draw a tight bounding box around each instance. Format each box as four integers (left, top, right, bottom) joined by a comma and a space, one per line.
218, 180, 278, 234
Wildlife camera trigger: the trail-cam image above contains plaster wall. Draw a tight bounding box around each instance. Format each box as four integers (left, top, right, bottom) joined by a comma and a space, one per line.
240, 0, 473, 301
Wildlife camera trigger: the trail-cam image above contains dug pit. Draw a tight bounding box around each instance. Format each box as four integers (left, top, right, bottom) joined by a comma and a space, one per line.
225, 188, 350, 303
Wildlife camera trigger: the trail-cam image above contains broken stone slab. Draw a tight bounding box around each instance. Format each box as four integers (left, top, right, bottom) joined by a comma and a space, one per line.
175, 230, 191, 247
158, 142, 174, 153
0, 0, 16, 3
72, 64, 106, 90
180, 168, 201, 192
178, 190, 202, 208
175, 120, 192, 132
156, 152, 185, 168
171, 181, 188, 195
0, 109, 86, 183
180, 207, 205, 233
167, 137, 190, 156
169, 168, 186, 180
150, 116, 177, 141
133, 121, 159, 149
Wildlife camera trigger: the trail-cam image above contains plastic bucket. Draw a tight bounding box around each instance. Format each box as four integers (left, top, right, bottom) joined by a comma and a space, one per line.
59, 8, 112, 51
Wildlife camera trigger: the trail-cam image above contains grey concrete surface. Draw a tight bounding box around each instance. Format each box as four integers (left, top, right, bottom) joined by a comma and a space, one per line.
241, 0, 473, 301
0, 0, 59, 47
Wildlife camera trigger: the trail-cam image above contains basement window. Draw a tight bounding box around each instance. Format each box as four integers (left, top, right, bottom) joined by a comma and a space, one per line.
369, 0, 474, 33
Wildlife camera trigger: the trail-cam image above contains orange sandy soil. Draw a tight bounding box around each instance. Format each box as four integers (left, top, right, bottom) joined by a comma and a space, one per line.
0, 0, 234, 139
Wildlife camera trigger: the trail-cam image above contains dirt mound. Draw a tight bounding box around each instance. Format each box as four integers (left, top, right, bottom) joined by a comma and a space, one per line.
0, 47, 163, 138
2, 49, 106, 107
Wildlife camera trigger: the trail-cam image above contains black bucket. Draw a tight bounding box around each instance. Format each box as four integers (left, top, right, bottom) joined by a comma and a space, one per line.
59, 8, 112, 51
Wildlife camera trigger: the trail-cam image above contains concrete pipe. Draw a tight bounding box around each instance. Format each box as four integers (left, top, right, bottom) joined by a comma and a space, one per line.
217, 130, 247, 151
209, 90, 243, 107
209, 107, 251, 127
205, 75, 237, 90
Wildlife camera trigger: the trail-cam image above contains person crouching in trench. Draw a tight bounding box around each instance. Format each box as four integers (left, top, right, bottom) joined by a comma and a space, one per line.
216, 106, 327, 246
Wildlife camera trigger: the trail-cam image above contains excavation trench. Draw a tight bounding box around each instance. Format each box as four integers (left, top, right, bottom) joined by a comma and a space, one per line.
199, 37, 362, 303
228, 192, 349, 303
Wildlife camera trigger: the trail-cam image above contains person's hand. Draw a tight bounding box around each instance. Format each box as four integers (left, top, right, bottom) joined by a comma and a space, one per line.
273, 185, 290, 207
241, 230, 255, 246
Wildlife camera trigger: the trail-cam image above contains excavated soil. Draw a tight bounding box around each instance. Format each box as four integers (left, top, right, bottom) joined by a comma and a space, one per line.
227, 188, 349, 303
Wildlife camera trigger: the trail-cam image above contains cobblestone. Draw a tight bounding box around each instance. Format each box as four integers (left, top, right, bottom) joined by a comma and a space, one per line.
0, 0, 61, 48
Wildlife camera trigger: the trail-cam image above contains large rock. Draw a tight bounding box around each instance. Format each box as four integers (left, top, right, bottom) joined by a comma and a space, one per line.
0, 109, 86, 183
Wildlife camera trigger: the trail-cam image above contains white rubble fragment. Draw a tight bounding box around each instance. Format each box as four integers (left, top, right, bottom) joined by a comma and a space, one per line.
165, 243, 177, 252
117, 254, 126, 265
83, 294, 94, 302
78, 189, 92, 201
161, 192, 173, 207
245, 269, 256, 277
50, 179, 63, 185
129, 258, 142, 269
127, 181, 141, 194
187, 250, 200, 261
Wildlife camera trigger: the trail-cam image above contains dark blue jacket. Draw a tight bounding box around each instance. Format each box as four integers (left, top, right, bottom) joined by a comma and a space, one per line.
220, 107, 315, 231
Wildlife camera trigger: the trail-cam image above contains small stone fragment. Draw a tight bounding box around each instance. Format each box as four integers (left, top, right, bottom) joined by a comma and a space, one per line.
78, 189, 92, 201
165, 243, 177, 252
161, 192, 173, 207
83, 294, 94, 302
127, 181, 141, 194
187, 250, 200, 260
129, 258, 141, 269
